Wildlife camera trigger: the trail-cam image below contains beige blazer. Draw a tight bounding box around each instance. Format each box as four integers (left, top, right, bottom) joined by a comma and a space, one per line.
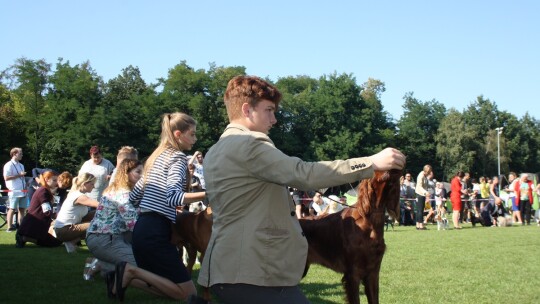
198, 123, 374, 287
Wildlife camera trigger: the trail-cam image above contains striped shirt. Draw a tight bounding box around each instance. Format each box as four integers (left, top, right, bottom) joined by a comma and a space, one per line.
129, 148, 188, 222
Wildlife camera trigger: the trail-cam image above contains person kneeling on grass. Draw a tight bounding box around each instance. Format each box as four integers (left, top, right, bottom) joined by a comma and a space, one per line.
16, 170, 62, 248
53, 173, 99, 253
479, 197, 510, 227
84, 159, 142, 280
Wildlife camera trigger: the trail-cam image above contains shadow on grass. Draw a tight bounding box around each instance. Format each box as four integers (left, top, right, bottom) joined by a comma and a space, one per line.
301, 280, 351, 304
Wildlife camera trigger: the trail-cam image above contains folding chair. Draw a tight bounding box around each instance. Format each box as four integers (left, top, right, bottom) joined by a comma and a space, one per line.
0, 196, 8, 229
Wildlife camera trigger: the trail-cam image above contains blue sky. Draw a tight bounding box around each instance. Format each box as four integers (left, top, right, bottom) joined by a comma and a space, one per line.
2, 0, 538, 121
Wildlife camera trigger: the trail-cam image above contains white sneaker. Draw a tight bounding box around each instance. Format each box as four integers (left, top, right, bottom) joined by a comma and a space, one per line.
64, 241, 77, 253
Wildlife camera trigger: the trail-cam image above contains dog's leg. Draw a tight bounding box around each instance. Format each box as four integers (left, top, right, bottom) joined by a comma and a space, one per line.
343, 271, 362, 304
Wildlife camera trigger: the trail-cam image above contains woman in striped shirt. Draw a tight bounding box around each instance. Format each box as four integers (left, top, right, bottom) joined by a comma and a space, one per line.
110, 113, 206, 302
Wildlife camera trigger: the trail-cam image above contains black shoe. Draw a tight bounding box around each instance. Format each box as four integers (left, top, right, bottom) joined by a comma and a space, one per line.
15, 231, 25, 248
6, 225, 17, 232
115, 262, 128, 301
105, 271, 115, 299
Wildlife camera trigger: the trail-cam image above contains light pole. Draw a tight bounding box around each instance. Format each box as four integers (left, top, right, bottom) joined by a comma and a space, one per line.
495, 127, 503, 192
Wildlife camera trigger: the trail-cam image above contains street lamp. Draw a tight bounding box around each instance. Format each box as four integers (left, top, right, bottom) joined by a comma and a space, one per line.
495, 127, 503, 192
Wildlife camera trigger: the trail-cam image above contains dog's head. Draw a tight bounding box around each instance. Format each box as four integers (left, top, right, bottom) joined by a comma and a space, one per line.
351, 169, 401, 221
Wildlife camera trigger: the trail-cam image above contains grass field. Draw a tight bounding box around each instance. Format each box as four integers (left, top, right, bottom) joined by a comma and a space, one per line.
1, 223, 539, 304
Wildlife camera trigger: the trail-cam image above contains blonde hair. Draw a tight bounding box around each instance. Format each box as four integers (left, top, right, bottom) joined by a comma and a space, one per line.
105, 159, 142, 194
116, 146, 138, 165
10, 147, 22, 157
423, 165, 432, 175
142, 112, 196, 184
71, 172, 96, 191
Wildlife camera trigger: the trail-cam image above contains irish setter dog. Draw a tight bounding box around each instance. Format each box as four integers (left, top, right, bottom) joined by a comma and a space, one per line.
299, 170, 401, 304
171, 207, 213, 301
171, 207, 213, 274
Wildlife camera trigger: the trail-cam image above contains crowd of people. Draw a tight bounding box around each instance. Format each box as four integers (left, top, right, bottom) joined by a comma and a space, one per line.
2, 75, 538, 303
398, 166, 540, 230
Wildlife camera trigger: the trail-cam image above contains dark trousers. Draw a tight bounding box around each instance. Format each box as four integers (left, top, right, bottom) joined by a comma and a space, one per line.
416, 195, 426, 223
211, 284, 310, 304
519, 199, 531, 224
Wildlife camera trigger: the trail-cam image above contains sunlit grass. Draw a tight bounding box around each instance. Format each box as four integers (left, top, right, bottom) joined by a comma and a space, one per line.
1, 223, 539, 303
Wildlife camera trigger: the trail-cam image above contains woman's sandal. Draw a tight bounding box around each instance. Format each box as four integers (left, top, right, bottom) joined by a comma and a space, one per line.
83, 257, 99, 281
115, 261, 128, 302
105, 271, 116, 299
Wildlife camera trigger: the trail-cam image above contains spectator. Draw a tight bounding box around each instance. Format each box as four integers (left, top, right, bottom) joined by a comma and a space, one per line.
434, 181, 447, 208
415, 165, 432, 230
187, 163, 205, 212
461, 172, 472, 223
514, 173, 533, 225
435, 181, 448, 227
424, 171, 436, 224
489, 176, 501, 203
128, 112, 207, 301
188, 151, 205, 190
291, 188, 303, 219
16, 170, 62, 248
403, 172, 416, 199
311, 191, 330, 216
85, 159, 142, 280
3, 147, 27, 232
327, 194, 344, 214
54, 173, 99, 253
27, 168, 53, 202
505, 172, 522, 224
479, 176, 489, 212
479, 197, 510, 227
55, 171, 73, 213
400, 174, 415, 226
79, 145, 115, 201
450, 171, 467, 229
110, 146, 138, 184
188, 164, 203, 192
197, 75, 405, 303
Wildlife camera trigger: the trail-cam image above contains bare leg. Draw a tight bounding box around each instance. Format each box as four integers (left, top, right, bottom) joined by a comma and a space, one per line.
119, 262, 197, 301
6, 209, 14, 229
17, 208, 26, 225
453, 211, 461, 228
515, 210, 523, 223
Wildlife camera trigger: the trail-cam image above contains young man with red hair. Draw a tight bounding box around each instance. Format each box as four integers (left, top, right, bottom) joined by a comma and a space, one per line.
198, 75, 406, 303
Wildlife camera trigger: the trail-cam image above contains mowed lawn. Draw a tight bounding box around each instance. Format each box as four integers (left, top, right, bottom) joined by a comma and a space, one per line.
1, 223, 539, 304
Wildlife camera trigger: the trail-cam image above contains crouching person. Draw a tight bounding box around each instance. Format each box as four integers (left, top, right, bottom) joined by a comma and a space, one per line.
54, 173, 99, 253
480, 197, 510, 227
16, 170, 62, 248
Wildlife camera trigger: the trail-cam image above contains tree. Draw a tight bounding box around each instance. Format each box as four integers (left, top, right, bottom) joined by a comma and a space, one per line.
274, 75, 319, 159
435, 109, 477, 180
0, 83, 26, 170
3, 58, 50, 168
359, 78, 396, 153
158, 61, 246, 155
100, 65, 160, 158
461, 96, 504, 176
396, 93, 446, 177
41, 59, 104, 173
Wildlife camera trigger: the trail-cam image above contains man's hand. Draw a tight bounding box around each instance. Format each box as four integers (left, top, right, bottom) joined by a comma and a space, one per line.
369, 148, 406, 171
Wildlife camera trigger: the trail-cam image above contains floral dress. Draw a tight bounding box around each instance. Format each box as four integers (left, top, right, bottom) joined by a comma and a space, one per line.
87, 189, 138, 235
86, 188, 139, 271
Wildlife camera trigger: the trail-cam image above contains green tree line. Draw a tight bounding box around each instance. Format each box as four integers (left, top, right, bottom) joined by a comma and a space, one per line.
1, 57, 538, 184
